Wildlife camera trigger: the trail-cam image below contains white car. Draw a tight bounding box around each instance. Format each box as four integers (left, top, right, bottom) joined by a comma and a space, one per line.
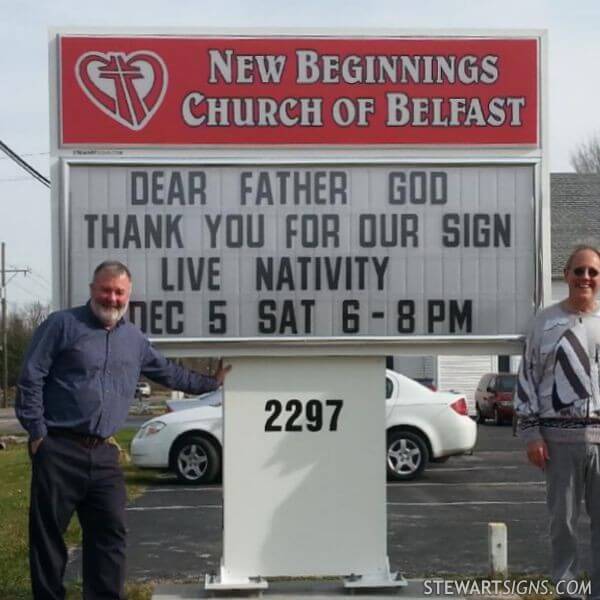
131, 370, 477, 484
165, 391, 223, 412
135, 381, 152, 398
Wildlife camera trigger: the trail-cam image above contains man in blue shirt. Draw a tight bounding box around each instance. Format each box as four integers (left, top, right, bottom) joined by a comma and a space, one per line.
16, 260, 230, 600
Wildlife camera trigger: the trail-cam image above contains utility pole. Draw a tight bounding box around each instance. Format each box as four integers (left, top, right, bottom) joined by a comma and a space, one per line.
1, 243, 6, 409
1, 243, 30, 408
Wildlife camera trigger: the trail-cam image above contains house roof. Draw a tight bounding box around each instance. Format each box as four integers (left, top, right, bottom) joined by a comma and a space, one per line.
551, 173, 600, 278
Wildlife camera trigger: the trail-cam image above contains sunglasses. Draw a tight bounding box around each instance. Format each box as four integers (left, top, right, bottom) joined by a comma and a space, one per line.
572, 267, 600, 277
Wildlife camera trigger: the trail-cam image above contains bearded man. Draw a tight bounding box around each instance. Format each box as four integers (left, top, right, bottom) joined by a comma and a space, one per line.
16, 261, 230, 600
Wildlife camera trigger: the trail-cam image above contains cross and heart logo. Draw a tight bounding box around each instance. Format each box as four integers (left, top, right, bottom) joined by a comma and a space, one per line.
75, 51, 168, 131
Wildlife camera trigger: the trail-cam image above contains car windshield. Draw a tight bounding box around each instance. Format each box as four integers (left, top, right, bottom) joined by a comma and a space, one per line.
496, 375, 517, 392
386, 378, 393, 399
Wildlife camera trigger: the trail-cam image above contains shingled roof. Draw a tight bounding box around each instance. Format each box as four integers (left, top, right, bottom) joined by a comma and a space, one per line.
551, 173, 600, 278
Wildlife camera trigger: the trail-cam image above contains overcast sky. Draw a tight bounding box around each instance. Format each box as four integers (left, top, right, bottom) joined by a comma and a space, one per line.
1, 0, 599, 307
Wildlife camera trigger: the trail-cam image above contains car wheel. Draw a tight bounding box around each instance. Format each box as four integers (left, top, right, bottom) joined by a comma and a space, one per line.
386, 430, 428, 481
171, 435, 220, 484
476, 403, 485, 424
493, 406, 503, 426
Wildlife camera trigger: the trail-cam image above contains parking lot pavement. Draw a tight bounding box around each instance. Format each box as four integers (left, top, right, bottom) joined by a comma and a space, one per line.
0, 407, 23, 435
66, 425, 593, 584
387, 455, 550, 577
126, 483, 224, 581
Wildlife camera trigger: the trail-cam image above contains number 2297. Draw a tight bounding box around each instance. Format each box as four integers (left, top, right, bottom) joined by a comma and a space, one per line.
264, 399, 343, 432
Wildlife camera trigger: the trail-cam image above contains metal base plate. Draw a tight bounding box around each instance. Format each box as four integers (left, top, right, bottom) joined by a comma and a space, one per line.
205, 557, 406, 592
204, 573, 269, 591
343, 559, 408, 589
343, 572, 407, 589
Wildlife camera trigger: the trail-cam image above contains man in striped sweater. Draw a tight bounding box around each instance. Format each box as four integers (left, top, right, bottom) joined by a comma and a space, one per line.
516, 245, 600, 599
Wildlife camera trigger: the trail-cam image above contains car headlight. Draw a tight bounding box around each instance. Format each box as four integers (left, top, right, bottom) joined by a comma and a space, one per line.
136, 421, 166, 438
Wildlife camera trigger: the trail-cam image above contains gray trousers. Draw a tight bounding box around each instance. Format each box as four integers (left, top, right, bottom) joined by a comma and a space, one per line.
546, 441, 600, 599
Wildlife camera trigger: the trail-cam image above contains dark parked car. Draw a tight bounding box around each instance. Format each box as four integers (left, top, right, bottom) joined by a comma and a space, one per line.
475, 373, 517, 425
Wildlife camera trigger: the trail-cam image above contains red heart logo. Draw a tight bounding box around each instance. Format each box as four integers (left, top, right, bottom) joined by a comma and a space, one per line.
75, 51, 168, 131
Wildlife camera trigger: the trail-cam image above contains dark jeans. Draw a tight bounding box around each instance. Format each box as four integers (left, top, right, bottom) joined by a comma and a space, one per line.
29, 434, 126, 600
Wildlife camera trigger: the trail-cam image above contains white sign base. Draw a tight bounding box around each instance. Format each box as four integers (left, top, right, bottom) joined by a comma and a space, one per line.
205, 355, 405, 591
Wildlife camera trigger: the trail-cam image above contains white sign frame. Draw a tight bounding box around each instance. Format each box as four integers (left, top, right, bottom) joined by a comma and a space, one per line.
49, 29, 549, 356
55, 156, 545, 356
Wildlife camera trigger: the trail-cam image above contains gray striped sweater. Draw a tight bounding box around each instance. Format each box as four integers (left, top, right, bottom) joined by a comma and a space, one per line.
515, 302, 600, 444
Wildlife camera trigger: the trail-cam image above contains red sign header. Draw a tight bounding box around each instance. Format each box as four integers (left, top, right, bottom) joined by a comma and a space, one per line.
59, 35, 539, 147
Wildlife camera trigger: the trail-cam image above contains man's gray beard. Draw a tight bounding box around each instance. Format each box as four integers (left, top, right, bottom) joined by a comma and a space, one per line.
90, 299, 128, 327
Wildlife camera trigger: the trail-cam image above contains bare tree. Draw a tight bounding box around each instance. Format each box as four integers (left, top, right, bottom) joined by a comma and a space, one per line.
570, 133, 600, 173
22, 301, 49, 330
0, 302, 50, 400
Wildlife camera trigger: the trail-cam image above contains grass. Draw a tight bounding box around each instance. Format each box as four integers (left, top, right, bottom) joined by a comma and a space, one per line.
0, 428, 155, 600
0, 441, 33, 600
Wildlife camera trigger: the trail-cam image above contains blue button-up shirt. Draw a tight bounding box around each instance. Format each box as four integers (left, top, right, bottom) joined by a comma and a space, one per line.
16, 303, 218, 440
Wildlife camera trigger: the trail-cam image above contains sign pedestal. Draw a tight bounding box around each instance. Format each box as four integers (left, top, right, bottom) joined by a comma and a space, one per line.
205, 355, 406, 592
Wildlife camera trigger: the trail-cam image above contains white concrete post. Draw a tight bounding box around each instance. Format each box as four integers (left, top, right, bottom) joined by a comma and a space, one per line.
488, 522, 508, 578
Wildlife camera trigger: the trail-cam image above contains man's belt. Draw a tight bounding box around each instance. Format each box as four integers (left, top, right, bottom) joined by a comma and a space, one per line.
538, 418, 600, 429
47, 428, 107, 449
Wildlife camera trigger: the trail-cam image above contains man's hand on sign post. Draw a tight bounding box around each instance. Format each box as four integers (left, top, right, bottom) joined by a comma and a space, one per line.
215, 359, 232, 385
526, 439, 549, 470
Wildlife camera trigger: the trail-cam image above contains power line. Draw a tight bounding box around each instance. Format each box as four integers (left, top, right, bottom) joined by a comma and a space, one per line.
8, 267, 50, 293
0, 152, 49, 161
10, 280, 47, 301
29, 269, 51, 285
7, 267, 50, 297
0, 140, 50, 188
0, 176, 49, 183
25, 271, 51, 291
13, 276, 48, 294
